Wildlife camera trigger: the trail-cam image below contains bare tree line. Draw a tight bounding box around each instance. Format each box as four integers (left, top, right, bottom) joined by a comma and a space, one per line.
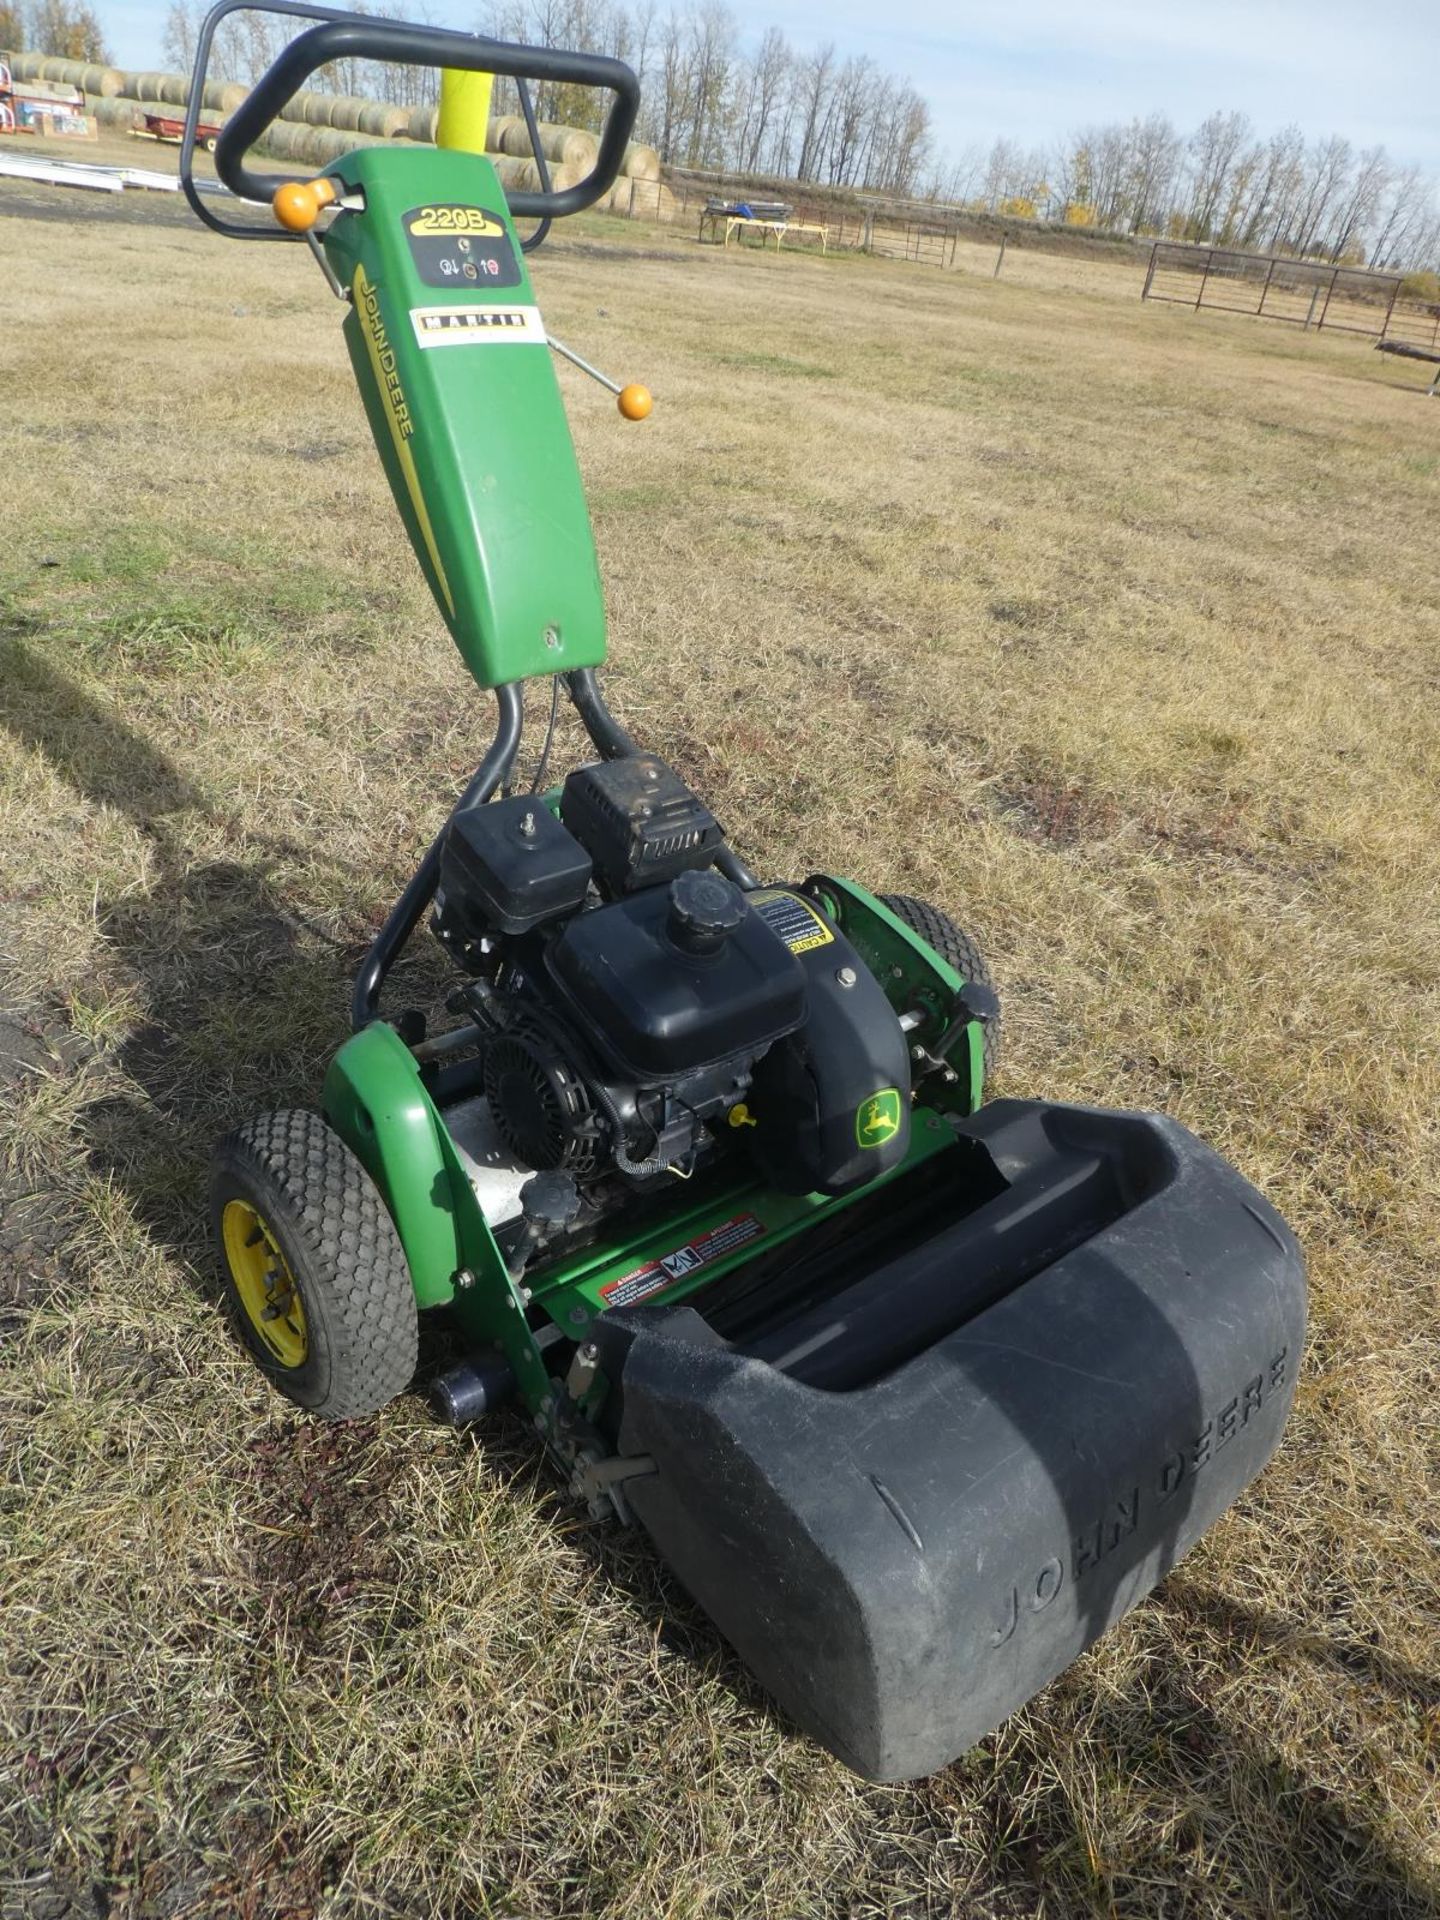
941, 114, 1440, 271
478, 0, 934, 194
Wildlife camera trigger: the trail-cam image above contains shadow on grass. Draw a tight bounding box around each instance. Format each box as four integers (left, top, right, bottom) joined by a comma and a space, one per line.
0, 631, 358, 1288
1047, 1577, 1440, 1919
3, 634, 1436, 1919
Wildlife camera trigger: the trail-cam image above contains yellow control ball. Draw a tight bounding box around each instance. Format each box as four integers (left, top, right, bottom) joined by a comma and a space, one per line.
617, 383, 653, 421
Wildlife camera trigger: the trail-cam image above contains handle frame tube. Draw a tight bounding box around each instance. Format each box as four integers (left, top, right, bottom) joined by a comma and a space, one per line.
181, 0, 638, 239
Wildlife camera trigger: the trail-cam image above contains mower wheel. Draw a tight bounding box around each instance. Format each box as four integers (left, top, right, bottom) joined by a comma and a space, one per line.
211, 1108, 417, 1420
879, 892, 1002, 1083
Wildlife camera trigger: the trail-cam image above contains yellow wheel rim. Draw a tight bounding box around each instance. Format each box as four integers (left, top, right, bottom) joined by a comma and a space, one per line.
222, 1198, 308, 1368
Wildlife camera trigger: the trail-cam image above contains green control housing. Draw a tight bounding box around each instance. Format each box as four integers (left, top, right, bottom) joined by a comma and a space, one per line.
319, 147, 607, 688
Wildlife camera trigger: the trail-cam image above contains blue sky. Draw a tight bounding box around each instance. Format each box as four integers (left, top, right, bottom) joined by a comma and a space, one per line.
95, 0, 1440, 175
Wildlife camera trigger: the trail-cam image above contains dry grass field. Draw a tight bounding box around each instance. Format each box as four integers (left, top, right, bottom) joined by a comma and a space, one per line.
2, 162, 1438, 1920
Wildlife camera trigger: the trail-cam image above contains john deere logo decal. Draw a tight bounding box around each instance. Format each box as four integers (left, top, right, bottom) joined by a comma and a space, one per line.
856, 1089, 902, 1148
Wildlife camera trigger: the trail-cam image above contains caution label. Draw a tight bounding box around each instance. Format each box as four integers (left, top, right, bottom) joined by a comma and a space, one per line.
600, 1213, 767, 1309
751, 889, 835, 955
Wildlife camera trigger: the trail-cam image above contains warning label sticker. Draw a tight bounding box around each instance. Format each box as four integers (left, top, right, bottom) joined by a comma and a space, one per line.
600, 1213, 767, 1310
751, 889, 835, 955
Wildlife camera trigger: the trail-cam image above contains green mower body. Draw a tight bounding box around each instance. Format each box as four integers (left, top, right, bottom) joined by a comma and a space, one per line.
321, 147, 608, 688
188, 2, 1305, 1784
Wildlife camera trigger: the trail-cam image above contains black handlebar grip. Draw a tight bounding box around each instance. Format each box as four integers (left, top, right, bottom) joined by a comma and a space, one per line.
214, 17, 639, 219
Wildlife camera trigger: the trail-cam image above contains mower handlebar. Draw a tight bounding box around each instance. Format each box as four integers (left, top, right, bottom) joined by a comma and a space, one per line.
183, 0, 639, 238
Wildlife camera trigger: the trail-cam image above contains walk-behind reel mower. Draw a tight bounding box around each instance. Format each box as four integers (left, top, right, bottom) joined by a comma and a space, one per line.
182, 3, 1306, 1781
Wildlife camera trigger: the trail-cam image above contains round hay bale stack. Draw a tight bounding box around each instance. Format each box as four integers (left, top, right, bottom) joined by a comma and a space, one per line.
17, 52, 108, 88
264, 124, 394, 169
621, 140, 661, 182
132, 72, 168, 103
155, 72, 194, 107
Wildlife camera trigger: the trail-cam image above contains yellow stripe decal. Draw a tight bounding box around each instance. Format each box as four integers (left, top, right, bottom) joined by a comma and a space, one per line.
353, 264, 454, 616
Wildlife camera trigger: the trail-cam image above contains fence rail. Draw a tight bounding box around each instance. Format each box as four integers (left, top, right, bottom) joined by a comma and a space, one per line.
608, 172, 1097, 274
1140, 241, 1409, 341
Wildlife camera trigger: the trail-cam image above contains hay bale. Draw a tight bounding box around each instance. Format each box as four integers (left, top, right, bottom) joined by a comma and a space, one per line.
621, 141, 661, 182
259, 118, 309, 160
405, 103, 439, 143
206, 80, 247, 115
276, 91, 408, 138
80, 63, 125, 97
294, 90, 338, 127
131, 72, 168, 103
489, 155, 581, 194
11, 51, 121, 91
549, 125, 599, 169
258, 122, 396, 169
600, 175, 676, 222
495, 118, 597, 169
91, 94, 144, 130
356, 101, 407, 138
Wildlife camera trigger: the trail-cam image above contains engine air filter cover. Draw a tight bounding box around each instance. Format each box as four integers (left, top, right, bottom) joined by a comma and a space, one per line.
561, 755, 725, 894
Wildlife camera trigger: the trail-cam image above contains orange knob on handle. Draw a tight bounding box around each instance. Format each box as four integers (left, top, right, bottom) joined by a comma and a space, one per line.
617, 383, 653, 421
272, 176, 337, 233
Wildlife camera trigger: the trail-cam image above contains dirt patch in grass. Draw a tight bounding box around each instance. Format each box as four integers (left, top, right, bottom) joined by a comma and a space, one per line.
2, 178, 1439, 1920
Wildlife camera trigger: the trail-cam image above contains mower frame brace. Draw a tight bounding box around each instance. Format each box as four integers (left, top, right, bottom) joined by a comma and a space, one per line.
179, 0, 640, 242
351, 673, 757, 1032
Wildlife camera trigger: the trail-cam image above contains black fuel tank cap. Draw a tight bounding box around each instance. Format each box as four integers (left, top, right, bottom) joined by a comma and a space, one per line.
666, 868, 746, 955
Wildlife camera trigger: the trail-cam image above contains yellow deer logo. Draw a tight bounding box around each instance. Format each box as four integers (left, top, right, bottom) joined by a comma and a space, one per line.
856, 1089, 902, 1149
